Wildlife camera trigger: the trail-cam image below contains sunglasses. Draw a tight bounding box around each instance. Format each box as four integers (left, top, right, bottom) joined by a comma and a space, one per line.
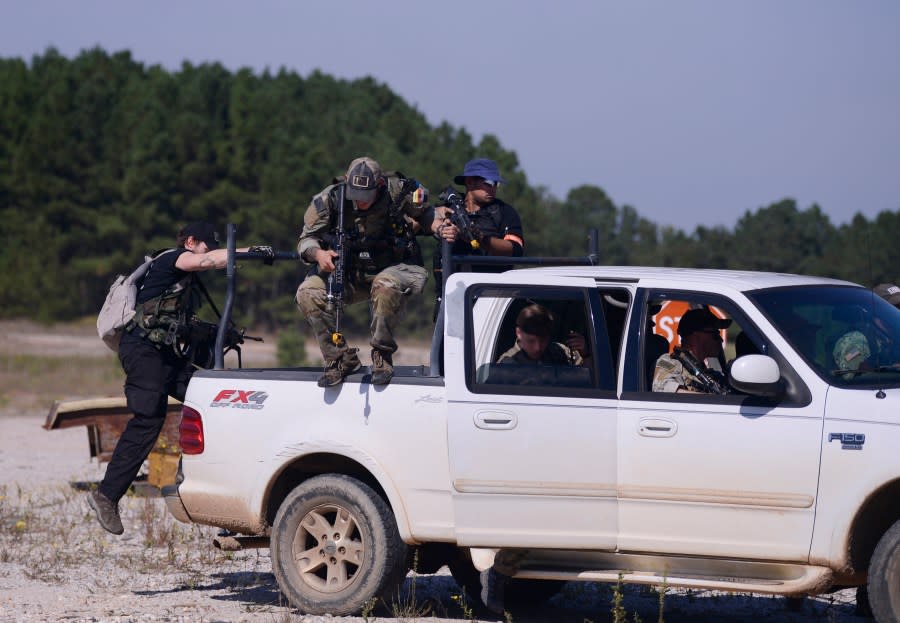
476, 178, 500, 188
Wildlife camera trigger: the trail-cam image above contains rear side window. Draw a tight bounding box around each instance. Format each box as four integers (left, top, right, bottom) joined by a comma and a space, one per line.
465, 285, 620, 395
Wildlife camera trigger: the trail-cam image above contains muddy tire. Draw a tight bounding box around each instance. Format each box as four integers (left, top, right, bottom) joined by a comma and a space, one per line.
869, 519, 900, 623
271, 474, 408, 615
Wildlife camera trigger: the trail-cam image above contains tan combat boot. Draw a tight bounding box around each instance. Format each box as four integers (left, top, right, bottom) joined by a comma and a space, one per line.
370, 349, 394, 385
317, 348, 361, 388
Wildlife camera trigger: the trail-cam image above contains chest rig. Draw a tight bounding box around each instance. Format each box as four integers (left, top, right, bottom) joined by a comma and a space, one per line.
127, 267, 199, 349
331, 176, 423, 282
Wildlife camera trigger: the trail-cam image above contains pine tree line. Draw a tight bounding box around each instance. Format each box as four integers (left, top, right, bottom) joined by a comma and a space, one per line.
1, 48, 898, 337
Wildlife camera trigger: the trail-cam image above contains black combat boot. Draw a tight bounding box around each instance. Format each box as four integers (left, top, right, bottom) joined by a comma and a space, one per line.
87, 490, 124, 535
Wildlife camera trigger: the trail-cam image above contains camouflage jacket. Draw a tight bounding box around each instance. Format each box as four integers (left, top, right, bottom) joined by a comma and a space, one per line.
652, 352, 724, 393
497, 341, 583, 366
298, 173, 427, 277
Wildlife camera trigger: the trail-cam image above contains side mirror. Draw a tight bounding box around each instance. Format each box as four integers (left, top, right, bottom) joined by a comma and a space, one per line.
728, 354, 784, 398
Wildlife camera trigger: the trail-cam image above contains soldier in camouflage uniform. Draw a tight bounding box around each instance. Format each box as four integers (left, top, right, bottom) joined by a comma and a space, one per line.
296, 157, 429, 387
653, 308, 731, 393
496, 304, 589, 366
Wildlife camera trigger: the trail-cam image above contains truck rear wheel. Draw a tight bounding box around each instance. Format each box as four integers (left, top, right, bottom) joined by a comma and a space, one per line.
869, 518, 900, 623
271, 474, 408, 615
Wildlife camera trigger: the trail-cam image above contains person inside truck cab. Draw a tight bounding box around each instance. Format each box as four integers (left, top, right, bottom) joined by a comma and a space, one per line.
496, 304, 590, 366
295, 156, 430, 388
831, 301, 900, 375
653, 308, 731, 393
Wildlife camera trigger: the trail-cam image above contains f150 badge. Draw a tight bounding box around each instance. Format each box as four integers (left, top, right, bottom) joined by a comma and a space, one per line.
829, 432, 865, 450
211, 389, 269, 410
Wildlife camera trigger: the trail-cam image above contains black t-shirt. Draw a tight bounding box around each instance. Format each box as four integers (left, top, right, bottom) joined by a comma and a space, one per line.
136, 248, 190, 304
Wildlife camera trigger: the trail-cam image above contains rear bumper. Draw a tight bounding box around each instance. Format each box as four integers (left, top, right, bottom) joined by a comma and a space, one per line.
161, 484, 192, 524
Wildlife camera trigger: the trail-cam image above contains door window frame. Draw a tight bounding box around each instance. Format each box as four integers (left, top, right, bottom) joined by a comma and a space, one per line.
463, 284, 618, 398
621, 288, 811, 407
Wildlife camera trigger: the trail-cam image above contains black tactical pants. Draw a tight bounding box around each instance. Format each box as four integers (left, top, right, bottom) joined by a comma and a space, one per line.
98, 332, 194, 503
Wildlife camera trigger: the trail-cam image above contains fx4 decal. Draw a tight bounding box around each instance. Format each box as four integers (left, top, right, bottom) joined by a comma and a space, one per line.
211, 389, 269, 410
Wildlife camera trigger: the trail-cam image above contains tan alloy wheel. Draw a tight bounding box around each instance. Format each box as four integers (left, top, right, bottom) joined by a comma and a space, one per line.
293, 503, 366, 593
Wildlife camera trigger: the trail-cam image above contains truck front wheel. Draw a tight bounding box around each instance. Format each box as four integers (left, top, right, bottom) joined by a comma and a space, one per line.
869, 518, 900, 623
271, 474, 408, 615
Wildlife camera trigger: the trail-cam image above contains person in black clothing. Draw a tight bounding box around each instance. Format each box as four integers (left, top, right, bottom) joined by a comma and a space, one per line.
87, 223, 260, 535
428, 158, 525, 258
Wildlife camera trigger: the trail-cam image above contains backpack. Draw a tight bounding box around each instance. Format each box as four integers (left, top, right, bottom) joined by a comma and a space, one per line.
97, 249, 177, 352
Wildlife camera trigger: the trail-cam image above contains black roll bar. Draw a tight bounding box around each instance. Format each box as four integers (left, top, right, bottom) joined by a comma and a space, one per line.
215, 224, 300, 369
216, 225, 599, 371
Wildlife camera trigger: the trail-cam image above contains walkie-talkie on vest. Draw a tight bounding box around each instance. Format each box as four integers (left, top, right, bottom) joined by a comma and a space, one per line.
325, 183, 348, 347
389, 178, 427, 265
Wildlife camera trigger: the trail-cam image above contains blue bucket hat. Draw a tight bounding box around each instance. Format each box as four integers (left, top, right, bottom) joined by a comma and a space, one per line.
454, 158, 506, 185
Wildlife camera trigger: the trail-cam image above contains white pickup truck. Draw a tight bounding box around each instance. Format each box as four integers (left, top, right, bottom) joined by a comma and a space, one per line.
164, 243, 900, 622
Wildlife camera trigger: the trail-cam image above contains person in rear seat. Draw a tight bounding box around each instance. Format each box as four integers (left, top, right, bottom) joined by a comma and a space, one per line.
496, 304, 590, 366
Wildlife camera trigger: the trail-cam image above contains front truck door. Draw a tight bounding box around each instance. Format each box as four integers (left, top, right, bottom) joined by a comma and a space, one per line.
444, 274, 623, 550
617, 289, 823, 561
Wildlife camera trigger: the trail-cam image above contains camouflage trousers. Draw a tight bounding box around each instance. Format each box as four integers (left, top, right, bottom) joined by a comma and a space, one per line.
295, 263, 427, 362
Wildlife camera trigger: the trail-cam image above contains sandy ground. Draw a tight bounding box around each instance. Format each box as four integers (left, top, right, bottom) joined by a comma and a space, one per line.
0, 322, 872, 623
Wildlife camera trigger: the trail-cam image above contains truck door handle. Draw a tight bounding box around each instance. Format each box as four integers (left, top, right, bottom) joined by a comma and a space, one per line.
638, 417, 677, 438
475, 411, 517, 430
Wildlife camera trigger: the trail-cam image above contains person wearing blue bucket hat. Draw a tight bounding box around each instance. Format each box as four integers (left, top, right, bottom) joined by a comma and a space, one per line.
428, 158, 525, 257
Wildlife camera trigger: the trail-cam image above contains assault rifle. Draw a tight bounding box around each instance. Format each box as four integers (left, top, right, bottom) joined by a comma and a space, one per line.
431, 186, 484, 322
439, 186, 482, 252
389, 178, 427, 266
181, 317, 261, 369
672, 347, 730, 395
325, 182, 348, 348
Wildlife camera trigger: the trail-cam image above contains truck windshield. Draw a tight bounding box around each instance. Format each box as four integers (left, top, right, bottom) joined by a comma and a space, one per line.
750, 285, 900, 388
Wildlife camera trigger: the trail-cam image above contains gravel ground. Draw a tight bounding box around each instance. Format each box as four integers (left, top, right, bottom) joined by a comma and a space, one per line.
0, 322, 874, 623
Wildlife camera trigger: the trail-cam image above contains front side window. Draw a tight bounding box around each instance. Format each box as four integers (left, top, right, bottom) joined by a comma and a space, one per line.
644, 297, 752, 395
749, 286, 900, 388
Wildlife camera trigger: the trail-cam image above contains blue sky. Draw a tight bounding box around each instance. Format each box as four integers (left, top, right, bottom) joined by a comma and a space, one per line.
3, 1, 899, 230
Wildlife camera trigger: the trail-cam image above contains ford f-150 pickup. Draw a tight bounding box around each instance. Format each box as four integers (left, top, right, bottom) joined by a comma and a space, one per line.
164, 228, 900, 622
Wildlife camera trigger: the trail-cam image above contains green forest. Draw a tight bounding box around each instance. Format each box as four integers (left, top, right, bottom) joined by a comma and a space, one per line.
1, 48, 898, 339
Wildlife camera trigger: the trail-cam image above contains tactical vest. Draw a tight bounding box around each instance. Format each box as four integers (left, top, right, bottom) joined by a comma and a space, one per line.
447, 201, 507, 257
128, 269, 199, 349
331, 173, 423, 281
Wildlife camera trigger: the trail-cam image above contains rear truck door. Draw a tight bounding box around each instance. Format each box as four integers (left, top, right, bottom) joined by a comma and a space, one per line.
443, 272, 620, 550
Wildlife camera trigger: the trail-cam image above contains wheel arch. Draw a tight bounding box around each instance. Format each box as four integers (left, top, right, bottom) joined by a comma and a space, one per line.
845, 478, 900, 578
262, 452, 412, 541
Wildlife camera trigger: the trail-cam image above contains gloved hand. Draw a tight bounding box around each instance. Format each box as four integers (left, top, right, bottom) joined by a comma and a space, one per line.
249, 245, 275, 265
